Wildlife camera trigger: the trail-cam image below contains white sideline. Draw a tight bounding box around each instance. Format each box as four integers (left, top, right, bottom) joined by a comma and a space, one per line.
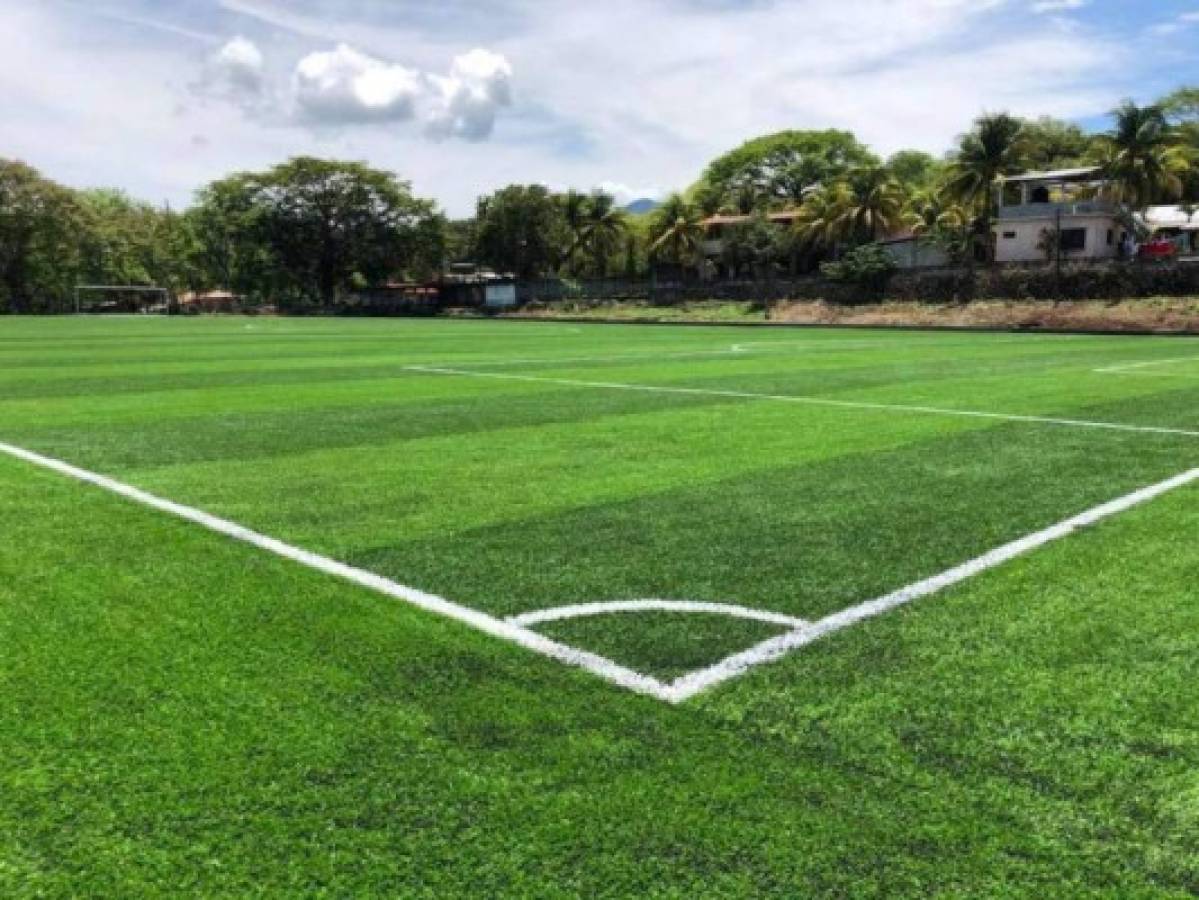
4, 441, 1197, 704
1095, 356, 1199, 375
0, 441, 674, 703
509, 599, 809, 629
404, 366, 1199, 439
663, 466, 1199, 702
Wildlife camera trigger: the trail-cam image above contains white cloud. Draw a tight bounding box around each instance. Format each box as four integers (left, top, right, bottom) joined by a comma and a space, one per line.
1147, 11, 1199, 36
597, 181, 666, 205
293, 43, 423, 124
209, 36, 265, 96
426, 49, 513, 141
1030, 0, 1088, 12
1, 0, 1176, 218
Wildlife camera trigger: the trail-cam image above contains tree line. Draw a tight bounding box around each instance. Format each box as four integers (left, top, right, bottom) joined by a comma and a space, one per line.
2, 86, 1197, 312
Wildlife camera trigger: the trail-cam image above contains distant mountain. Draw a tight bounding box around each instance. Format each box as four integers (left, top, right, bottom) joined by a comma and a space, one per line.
624, 198, 661, 215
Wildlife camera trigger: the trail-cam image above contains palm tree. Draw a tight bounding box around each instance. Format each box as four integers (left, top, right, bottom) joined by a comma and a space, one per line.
1092, 101, 1190, 208
791, 182, 853, 254
558, 189, 589, 274
580, 191, 627, 278
943, 112, 1027, 263
904, 189, 973, 263
649, 194, 704, 269
842, 165, 907, 242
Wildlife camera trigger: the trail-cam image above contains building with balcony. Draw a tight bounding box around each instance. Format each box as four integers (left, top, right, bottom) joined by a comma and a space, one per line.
994, 167, 1126, 263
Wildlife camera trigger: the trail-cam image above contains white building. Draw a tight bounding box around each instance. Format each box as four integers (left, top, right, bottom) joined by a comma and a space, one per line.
993, 167, 1127, 264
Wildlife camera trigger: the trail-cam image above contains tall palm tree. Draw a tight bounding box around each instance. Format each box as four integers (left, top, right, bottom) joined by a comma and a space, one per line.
558, 189, 589, 274
1092, 101, 1190, 208
791, 182, 852, 253
580, 191, 627, 277
842, 165, 907, 242
649, 193, 704, 269
943, 112, 1027, 262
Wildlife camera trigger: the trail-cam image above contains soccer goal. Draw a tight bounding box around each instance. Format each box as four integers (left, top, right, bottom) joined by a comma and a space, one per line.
74, 285, 172, 315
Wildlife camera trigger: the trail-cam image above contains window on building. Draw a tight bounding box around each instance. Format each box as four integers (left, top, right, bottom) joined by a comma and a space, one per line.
1003, 231, 1017, 239
1060, 228, 1087, 252
1107, 229, 1114, 246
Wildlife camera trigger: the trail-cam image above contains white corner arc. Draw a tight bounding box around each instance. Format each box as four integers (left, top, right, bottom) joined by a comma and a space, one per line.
509, 599, 809, 629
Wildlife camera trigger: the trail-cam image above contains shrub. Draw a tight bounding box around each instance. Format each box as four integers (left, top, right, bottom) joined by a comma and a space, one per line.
820, 244, 898, 299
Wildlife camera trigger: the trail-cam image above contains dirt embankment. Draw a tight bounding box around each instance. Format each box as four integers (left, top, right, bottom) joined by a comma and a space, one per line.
772, 298, 1199, 333
503, 298, 1199, 333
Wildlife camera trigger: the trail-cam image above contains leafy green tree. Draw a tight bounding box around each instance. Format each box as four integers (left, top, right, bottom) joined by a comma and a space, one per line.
886, 150, 941, 190
238, 157, 442, 305
719, 212, 784, 278
443, 218, 478, 264
944, 113, 1027, 262
1019, 117, 1095, 171
697, 130, 878, 211
1092, 101, 1190, 208
475, 184, 567, 279
0, 159, 84, 312
185, 175, 273, 297
74, 190, 197, 295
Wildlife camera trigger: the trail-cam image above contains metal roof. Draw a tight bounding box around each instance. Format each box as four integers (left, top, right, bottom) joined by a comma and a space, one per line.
1001, 166, 1102, 184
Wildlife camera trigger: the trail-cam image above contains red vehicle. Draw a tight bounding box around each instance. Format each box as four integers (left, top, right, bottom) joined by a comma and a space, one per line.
1139, 238, 1177, 260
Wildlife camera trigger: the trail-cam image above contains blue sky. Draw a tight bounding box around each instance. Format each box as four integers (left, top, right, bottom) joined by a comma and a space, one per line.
1, 0, 1196, 215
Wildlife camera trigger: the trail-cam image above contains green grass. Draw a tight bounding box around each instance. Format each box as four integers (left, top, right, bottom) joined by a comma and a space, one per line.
3, 315, 1199, 896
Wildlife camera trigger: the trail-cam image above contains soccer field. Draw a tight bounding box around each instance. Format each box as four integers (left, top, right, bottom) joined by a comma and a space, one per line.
3, 316, 1199, 895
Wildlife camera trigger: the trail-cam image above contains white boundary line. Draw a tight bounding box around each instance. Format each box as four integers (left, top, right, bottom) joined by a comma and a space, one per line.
509, 599, 809, 629
404, 366, 1199, 439
0, 441, 674, 703
665, 466, 1199, 700
1095, 356, 1199, 376
3, 441, 1197, 704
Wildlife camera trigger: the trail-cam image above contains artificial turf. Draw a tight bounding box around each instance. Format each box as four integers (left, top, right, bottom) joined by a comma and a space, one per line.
2, 315, 1198, 896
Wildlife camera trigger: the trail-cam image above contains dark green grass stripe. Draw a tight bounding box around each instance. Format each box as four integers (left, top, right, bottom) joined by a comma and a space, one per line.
350, 421, 1196, 620
0, 385, 752, 471
536, 613, 786, 682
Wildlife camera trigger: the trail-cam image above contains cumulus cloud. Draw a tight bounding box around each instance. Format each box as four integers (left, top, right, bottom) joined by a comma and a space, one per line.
425, 49, 514, 141
293, 43, 423, 124
201, 36, 265, 101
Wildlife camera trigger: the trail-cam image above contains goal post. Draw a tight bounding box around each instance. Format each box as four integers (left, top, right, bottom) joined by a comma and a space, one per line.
74, 285, 172, 315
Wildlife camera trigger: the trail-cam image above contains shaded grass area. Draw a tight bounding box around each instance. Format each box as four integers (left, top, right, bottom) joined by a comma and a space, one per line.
535, 613, 786, 682
353, 419, 1194, 621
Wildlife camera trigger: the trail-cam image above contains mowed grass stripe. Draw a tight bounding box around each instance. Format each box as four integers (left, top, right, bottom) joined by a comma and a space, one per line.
122, 398, 1013, 549
351, 418, 1195, 620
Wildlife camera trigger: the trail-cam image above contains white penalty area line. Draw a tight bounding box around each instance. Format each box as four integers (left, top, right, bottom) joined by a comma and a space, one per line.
404, 366, 1199, 440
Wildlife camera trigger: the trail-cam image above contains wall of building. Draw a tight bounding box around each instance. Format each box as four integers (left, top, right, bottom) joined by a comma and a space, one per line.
881, 240, 951, 270
995, 215, 1122, 264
